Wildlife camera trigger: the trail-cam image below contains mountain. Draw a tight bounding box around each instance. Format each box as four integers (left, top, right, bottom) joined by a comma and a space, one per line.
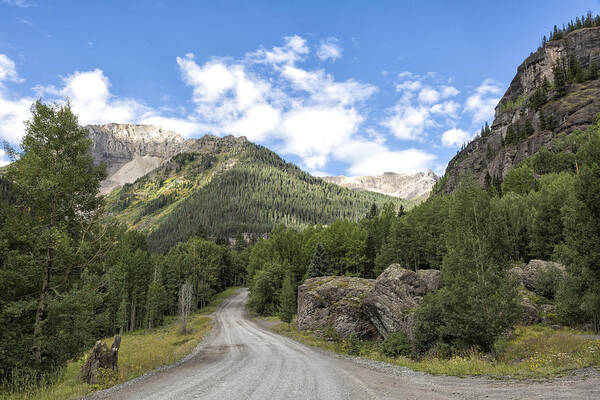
322, 170, 438, 200
440, 26, 600, 192
90, 124, 411, 253
88, 123, 247, 193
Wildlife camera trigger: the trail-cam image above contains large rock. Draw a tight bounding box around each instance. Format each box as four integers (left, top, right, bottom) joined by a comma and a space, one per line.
297, 276, 377, 340
363, 265, 441, 338
297, 265, 442, 341
520, 259, 566, 292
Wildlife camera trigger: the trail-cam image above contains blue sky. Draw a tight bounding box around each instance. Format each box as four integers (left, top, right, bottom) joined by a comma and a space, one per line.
1, 0, 599, 176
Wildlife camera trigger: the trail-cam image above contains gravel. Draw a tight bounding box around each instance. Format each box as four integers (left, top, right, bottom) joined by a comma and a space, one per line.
87, 289, 600, 400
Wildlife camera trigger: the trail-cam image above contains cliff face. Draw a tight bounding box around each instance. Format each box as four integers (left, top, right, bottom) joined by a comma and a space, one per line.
323, 170, 438, 200
87, 123, 246, 193
442, 27, 600, 192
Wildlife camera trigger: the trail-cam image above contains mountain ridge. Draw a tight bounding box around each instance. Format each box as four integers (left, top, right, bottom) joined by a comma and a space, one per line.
322, 170, 438, 200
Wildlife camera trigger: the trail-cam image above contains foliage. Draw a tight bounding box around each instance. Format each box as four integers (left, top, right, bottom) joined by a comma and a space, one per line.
278, 275, 296, 323
306, 243, 331, 278
379, 332, 411, 358
502, 165, 535, 195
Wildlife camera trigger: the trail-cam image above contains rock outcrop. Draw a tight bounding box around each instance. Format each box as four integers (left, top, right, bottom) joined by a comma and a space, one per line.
510, 260, 566, 325
363, 265, 441, 338
323, 170, 438, 200
442, 27, 600, 192
297, 276, 377, 339
87, 123, 247, 194
297, 265, 441, 340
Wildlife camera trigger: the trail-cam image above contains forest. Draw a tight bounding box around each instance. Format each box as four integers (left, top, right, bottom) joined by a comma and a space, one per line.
0, 102, 248, 384
247, 118, 600, 355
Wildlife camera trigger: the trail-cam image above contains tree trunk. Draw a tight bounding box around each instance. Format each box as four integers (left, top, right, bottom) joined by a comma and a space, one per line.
32, 251, 52, 367
129, 297, 136, 332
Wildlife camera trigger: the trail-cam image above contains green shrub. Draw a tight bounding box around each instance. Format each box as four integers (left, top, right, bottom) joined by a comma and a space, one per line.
379, 331, 411, 357
346, 333, 361, 356
534, 265, 563, 300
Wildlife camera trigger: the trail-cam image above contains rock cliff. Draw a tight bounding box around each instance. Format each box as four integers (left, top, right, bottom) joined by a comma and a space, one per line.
323, 170, 438, 200
442, 27, 600, 192
87, 123, 246, 193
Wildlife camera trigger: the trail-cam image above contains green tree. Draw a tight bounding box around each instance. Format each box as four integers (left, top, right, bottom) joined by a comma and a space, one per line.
5, 101, 106, 369
502, 165, 535, 195
415, 181, 521, 353
306, 243, 331, 278
279, 275, 296, 323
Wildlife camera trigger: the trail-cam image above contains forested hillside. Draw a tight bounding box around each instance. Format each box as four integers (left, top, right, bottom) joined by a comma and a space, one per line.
104, 141, 411, 253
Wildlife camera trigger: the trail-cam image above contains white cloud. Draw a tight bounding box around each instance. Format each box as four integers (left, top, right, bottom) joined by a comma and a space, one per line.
395, 80, 422, 92
441, 85, 460, 98
317, 38, 342, 61
0, 54, 32, 144
441, 128, 470, 147
248, 35, 308, 65
0, 149, 10, 167
0, 55, 23, 84
383, 104, 434, 140
430, 100, 460, 119
464, 78, 502, 124
176, 37, 377, 168
334, 139, 436, 176
2, 0, 33, 7
418, 88, 440, 104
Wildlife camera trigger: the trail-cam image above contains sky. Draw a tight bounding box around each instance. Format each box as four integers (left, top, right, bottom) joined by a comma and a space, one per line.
1, 1, 599, 176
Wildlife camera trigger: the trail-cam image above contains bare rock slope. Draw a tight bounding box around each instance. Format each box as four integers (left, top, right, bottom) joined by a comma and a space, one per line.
87, 123, 246, 193
323, 170, 438, 200
442, 27, 600, 192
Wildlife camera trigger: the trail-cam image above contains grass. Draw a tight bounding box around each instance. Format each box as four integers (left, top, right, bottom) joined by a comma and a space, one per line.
271, 320, 600, 379
0, 287, 239, 400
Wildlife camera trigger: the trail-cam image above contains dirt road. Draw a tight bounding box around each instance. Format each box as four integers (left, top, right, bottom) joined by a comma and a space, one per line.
92, 289, 600, 399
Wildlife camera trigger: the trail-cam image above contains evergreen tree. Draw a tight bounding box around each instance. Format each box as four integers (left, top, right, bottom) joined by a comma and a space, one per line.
553, 60, 568, 98
5, 101, 106, 369
306, 243, 331, 278
279, 275, 296, 323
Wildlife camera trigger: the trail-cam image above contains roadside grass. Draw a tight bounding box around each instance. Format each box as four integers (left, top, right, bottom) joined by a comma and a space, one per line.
0, 287, 239, 400
271, 320, 600, 379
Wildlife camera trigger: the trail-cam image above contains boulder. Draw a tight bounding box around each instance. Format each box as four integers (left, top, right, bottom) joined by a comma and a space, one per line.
80, 335, 121, 384
520, 260, 566, 292
297, 276, 377, 340
362, 265, 441, 338
519, 288, 543, 326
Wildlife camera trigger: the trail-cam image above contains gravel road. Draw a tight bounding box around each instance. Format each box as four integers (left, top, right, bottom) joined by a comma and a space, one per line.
92, 289, 600, 400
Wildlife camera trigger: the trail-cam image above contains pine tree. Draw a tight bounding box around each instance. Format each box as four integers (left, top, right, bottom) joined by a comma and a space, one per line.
553, 60, 568, 98
306, 243, 331, 278
279, 275, 296, 323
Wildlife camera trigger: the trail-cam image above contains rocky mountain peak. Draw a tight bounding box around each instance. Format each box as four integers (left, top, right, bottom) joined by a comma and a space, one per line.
87, 123, 247, 194
323, 170, 438, 200
88, 123, 185, 144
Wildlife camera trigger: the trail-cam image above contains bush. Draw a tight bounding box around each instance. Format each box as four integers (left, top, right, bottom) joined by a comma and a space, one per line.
346, 333, 361, 356
534, 265, 563, 300
379, 332, 411, 358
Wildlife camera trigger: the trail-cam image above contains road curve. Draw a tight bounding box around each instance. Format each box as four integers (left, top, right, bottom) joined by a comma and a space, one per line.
94, 289, 600, 400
